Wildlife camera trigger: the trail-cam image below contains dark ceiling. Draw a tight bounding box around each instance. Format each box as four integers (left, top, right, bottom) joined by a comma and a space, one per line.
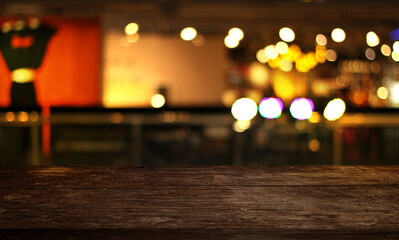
1, 0, 399, 53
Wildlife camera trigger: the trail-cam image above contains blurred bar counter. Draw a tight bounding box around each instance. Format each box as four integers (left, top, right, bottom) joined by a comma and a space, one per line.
0, 107, 399, 166
0, 166, 398, 239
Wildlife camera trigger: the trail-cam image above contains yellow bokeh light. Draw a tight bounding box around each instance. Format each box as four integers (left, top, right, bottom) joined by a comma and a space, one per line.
331, 28, 346, 43
393, 41, 399, 53
248, 62, 269, 87
279, 59, 293, 72
125, 22, 139, 35
276, 41, 289, 54
30, 111, 39, 121
256, 49, 269, 63
308, 112, 321, 123
228, 27, 244, 41
265, 45, 279, 59
323, 98, 346, 121
180, 27, 197, 41
377, 86, 389, 100
233, 120, 251, 132
224, 35, 239, 48
279, 27, 295, 42
151, 94, 166, 108
273, 72, 295, 101
231, 98, 258, 121
392, 51, 399, 62
316, 34, 327, 46
381, 44, 391, 56
366, 31, 379, 47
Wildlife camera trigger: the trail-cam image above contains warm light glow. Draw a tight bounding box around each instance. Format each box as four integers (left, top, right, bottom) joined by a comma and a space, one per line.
151, 94, 166, 108
17, 111, 29, 122
392, 51, 399, 62
289, 98, 313, 120
5, 112, 15, 121
276, 41, 289, 54
393, 41, 399, 53
264, 45, 279, 59
233, 120, 251, 132
279, 27, 295, 42
389, 82, 399, 106
326, 49, 337, 62
308, 112, 320, 123
228, 27, 244, 41
256, 49, 269, 63
365, 48, 376, 60
323, 98, 346, 121
224, 35, 239, 48
273, 72, 295, 100
381, 44, 391, 56
331, 28, 346, 43
377, 86, 389, 100
309, 139, 320, 152
125, 22, 139, 35
258, 97, 284, 119
222, 89, 239, 107
180, 27, 197, 41
366, 31, 380, 47
316, 34, 327, 46
248, 62, 269, 87
279, 59, 293, 72
127, 33, 140, 43
231, 98, 258, 121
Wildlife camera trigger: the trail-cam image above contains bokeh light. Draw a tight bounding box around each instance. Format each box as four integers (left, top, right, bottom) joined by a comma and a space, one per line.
377, 86, 389, 100
228, 27, 244, 41
365, 48, 376, 60
279, 59, 293, 72
180, 27, 197, 41
393, 41, 399, 53
308, 139, 321, 152
326, 49, 337, 62
323, 98, 346, 121
151, 94, 166, 108
5, 112, 15, 121
125, 22, 139, 35
289, 98, 314, 120
256, 49, 269, 63
273, 72, 295, 101
276, 41, 289, 54
248, 62, 269, 87
233, 120, 251, 132
308, 112, 321, 123
392, 51, 399, 62
316, 34, 327, 46
331, 28, 346, 43
279, 27, 295, 42
231, 98, 258, 121
381, 44, 391, 56
366, 31, 380, 47
258, 97, 284, 119
224, 35, 239, 48
265, 45, 279, 59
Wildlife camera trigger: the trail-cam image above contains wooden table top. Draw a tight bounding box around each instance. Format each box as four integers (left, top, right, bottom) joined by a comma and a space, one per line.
1, 166, 399, 239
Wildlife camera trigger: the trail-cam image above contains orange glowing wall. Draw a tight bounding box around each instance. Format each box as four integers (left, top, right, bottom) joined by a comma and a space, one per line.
0, 18, 101, 107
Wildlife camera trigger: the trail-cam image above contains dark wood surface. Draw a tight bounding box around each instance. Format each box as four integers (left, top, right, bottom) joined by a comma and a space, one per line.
1, 166, 399, 239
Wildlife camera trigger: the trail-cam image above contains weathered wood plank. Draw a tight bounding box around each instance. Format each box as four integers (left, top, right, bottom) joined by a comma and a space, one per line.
0, 166, 399, 238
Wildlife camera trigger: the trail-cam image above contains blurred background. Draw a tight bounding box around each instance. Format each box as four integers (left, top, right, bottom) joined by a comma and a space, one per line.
0, 0, 398, 166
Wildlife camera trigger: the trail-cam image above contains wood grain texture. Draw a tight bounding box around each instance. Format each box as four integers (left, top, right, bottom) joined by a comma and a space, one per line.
0, 166, 399, 239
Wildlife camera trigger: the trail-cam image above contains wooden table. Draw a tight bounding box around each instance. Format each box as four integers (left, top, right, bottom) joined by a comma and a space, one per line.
1, 166, 399, 239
